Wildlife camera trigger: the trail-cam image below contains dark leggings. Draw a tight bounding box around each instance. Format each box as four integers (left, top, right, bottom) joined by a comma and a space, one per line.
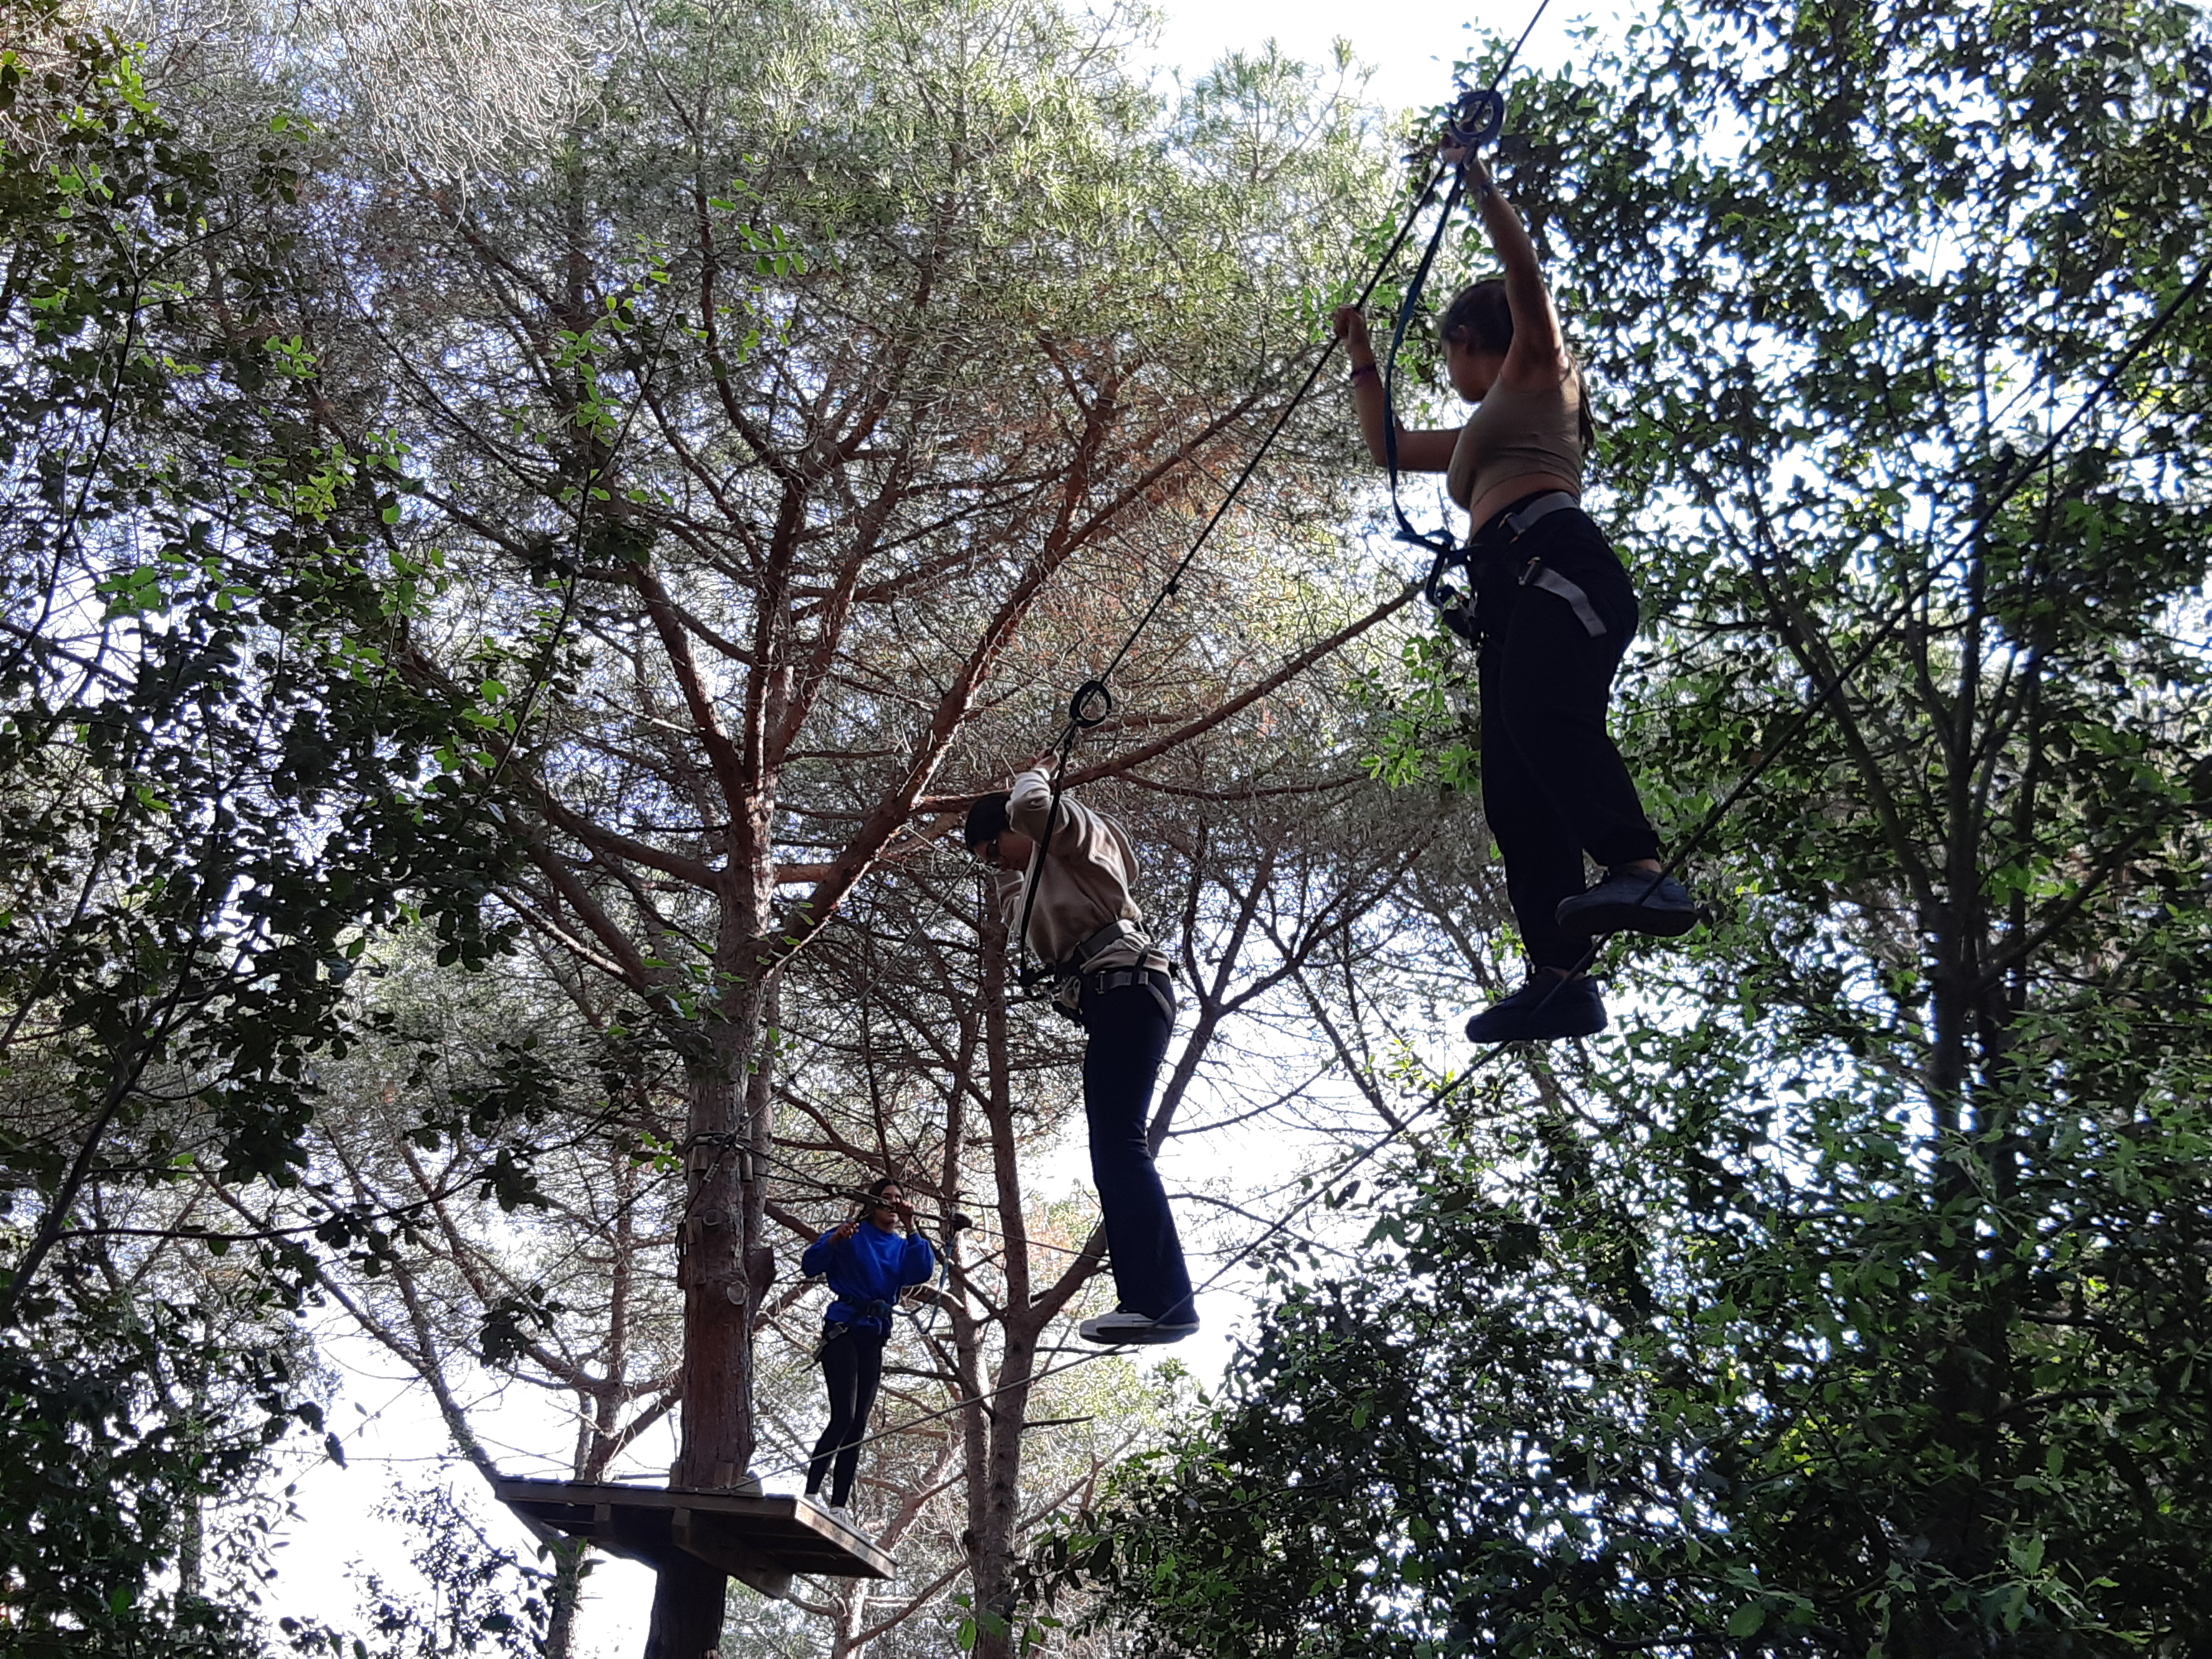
806, 1324, 887, 1505
1474, 503, 1661, 970
1079, 978, 1194, 1324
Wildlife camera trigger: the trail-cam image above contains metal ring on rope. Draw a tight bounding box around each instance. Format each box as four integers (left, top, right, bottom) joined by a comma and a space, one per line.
1446, 85, 1506, 151
1067, 678, 1113, 730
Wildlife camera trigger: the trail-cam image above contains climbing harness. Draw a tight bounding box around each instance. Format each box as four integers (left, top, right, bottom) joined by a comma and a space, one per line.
1025, 916, 1177, 1024
1428, 489, 1606, 644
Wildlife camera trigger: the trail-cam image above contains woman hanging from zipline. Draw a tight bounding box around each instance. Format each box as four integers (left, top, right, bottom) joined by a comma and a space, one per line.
1334, 139, 1697, 1043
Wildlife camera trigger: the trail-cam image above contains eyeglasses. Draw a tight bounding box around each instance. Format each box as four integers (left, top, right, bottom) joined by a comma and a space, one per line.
970, 838, 1001, 866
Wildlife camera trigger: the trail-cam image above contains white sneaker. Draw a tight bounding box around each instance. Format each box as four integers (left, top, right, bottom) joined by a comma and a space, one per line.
1077, 1307, 1199, 1346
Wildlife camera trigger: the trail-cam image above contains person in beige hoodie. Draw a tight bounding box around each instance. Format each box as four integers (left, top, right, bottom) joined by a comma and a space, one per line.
965, 766, 1196, 1345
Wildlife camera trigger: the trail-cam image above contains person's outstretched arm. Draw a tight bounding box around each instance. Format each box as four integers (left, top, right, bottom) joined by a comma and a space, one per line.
1008, 765, 1100, 855
801, 1226, 842, 1280
1460, 151, 1572, 394
1332, 306, 1460, 470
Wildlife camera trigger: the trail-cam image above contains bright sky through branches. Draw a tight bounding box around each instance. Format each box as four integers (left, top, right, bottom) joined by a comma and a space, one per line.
1143, 0, 1601, 120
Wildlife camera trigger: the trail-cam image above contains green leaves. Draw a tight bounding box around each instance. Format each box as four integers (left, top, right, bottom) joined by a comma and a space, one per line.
0, 10, 536, 1647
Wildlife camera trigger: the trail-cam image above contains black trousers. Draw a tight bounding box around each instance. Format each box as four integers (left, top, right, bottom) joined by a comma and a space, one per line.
1473, 502, 1662, 971
1078, 978, 1194, 1323
806, 1323, 887, 1505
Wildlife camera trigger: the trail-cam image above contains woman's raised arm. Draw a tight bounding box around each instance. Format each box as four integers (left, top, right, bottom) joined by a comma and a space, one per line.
1458, 151, 1571, 392
1333, 306, 1460, 471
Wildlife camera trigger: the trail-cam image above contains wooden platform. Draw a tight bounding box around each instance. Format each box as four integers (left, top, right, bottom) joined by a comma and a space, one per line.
493, 1479, 896, 1601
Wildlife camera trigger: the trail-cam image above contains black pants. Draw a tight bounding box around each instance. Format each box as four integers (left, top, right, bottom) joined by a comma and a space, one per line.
1079, 978, 1194, 1323
806, 1323, 887, 1505
1473, 501, 1662, 971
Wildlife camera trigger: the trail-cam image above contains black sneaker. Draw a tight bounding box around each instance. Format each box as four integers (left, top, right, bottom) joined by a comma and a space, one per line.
1465, 974, 1606, 1043
1555, 867, 1699, 938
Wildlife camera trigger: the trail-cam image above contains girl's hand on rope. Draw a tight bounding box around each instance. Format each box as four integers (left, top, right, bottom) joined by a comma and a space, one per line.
1439, 130, 1487, 172
1014, 749, 1057, 778
833, 1219, 861, 1242
1331, 305, 1376, 369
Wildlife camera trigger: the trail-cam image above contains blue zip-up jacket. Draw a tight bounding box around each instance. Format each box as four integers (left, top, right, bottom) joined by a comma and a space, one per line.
802, 1221, 935, 1333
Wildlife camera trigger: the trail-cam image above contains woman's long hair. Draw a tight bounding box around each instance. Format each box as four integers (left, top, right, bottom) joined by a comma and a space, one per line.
1439, 278, 1599, 458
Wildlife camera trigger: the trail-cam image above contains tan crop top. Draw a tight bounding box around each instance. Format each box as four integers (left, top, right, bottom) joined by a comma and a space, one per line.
1446, 372, 1586, 512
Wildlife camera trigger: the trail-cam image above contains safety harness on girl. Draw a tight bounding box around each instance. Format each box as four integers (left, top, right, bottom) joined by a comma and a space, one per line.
1383, 68, 1609, 650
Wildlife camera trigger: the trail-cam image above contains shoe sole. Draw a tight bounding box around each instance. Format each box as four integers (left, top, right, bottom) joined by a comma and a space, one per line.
1079, 1323, 1200, 1346
1467, 1021, 1606, 1044
1557, 901, 1699, 938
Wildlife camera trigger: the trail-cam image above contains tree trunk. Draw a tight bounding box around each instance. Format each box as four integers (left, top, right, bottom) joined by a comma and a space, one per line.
542, 1536, 588, 1659
647, 955, 773, 1656
969, 900, 1038, 1659
968, 1334, 1037, 1659
644, 1552, 732, 1659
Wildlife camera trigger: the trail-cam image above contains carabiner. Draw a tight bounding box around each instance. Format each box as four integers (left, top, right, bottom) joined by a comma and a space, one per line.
1067, 677, 1113, 729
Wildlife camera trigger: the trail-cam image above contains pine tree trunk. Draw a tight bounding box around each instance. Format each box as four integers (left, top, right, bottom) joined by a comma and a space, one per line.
970, 901, 1039, 1659
647, 952, 773, 1656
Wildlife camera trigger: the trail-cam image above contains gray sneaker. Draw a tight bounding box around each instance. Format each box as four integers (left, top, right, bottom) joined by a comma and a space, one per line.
1078, 1307, 1200, 1346
1555, 867, 1699, 938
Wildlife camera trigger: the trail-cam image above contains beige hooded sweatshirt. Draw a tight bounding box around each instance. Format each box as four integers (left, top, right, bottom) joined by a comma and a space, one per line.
987, 769, 1162, 974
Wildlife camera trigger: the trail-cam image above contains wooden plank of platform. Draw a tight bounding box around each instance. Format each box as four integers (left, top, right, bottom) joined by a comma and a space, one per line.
492, 1479, 896, 1599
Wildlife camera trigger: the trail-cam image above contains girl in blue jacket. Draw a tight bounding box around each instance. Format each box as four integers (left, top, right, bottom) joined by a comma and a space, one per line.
799, 1178, 935, 1518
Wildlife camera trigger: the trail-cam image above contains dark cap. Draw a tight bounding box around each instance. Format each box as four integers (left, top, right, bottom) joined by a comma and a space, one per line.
963, 792, 1011, 848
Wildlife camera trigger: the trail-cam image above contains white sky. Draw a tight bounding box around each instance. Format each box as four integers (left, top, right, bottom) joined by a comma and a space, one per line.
258, 2, 1618, 1652
1147, 0, 1592, 116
